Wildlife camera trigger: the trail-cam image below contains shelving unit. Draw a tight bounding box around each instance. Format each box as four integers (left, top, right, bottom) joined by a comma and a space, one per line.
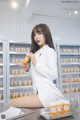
0, 38, 6, 109
57, 44, 80, 109
7, 41, 33, 101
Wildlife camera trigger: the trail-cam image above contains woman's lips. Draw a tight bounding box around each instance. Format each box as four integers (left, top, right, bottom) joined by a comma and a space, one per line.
36, 40, 40, 43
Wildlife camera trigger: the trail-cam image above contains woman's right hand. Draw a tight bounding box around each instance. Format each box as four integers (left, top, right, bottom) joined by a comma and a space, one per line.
17, 61, 30, 72
17, 60, 25, 67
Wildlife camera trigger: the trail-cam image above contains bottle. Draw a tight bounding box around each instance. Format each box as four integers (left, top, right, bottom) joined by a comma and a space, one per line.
23, 55, 29, 64
56, 100, 64, 114
62, 100, 70, 113
50, 102, 57, 117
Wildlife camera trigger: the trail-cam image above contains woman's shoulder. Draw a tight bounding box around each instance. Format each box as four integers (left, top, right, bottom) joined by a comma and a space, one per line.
45, 46, 57, 55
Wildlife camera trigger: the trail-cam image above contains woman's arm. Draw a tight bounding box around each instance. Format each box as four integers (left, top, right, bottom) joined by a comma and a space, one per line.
34, 49, 58, 80
28, 49, 58, 81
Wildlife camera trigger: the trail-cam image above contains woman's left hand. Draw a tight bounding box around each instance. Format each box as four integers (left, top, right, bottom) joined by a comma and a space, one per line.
27, 51, 36, 66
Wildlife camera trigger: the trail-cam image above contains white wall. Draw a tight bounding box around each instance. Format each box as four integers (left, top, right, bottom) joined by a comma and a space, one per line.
0, 11, 80, 44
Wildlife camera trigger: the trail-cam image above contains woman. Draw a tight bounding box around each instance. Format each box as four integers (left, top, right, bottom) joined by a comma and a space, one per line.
6, 23, 65, 108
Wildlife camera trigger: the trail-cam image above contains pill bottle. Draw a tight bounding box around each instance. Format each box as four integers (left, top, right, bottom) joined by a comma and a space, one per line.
10, 81, 14, 86
62, 100, 70, 113
24, 81, 28, 86
10, 93, 13, 99
19, 92, 23, 97
14, 81, 18, 86
0, 93, 2, 100
15, 93, 18, 98
13, 93, 16, 99
19, 81, 22, 86
50, 102, 57, 117
28, 80, 32, 86
0, 82, 2, 87
56, 100, 64, 114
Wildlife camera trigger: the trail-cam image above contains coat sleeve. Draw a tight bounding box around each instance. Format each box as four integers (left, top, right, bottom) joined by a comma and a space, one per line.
34, 49, 58, 81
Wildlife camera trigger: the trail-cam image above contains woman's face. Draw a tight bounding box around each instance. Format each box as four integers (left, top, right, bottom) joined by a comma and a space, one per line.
34, 31, 46, 48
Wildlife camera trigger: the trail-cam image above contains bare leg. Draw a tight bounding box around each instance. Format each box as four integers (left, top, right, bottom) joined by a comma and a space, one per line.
6, 94, 43, 108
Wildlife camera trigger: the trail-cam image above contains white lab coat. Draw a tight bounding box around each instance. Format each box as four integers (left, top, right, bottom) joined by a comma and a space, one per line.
30, 44, 65, 107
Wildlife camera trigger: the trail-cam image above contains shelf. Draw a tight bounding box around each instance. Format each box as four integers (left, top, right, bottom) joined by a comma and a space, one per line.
9, 63, 17, 66
0, 75, 3, 78
62, 82, 80, 85
10, 74, 30, 77
7, 42, 32, 102
0, 63, 3, 66
0, 100, 4, 103
57, 44, 80, 109
9, 52, 27, 55
0, 52, 3, 54
10, 85, 33, 90
0, 87, 4, 90
63, 92, 80, 95
60, 53, 80, 55
61, 62, 80, 65
61, 72, 80, 75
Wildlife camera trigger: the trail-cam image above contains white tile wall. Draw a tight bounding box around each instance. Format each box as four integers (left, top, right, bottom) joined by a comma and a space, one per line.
0, 11, 80, 44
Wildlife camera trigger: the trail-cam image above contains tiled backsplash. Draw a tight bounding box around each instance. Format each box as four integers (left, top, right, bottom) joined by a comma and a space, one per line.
0, 12, 80, 44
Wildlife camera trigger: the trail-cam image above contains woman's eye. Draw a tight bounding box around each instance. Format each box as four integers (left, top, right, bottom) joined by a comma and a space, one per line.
38, 32, 42, 34
33, 34, 36, 37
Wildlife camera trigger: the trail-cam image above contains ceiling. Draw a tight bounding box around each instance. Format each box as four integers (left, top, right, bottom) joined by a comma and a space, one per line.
0, 0, 80, 20
34, 0, 80, 19
0, 0, 26, 13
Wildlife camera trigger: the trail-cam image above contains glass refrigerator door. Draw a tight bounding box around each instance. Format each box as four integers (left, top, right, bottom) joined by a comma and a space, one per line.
0, 39, 6, 109
6, 42, 33, 102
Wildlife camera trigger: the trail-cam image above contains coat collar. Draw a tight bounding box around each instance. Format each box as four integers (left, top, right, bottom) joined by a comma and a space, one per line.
35, 44, 49, 54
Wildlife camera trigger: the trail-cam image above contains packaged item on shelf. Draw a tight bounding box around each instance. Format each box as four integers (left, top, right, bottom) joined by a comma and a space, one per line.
15, 93, 18, 98
71, 88, 75, 93
0, 93, 2, 100
19, 92, 23, 97
10, 47, 14, 52
15, 70, 18, 75
15, 59, 19, 64
75, 88, 78, 92
19, 81, 22, 86
28, 80, 32, 86
0, 70, 2, 75
20, 70, 23, 74
22, 48, 25, 52
11, 70, 15, 75
12, 59, 15, 63
15, 48, 18, 52
14, 81, 18, 86
23, 81, 28, 86
13, 93, 16, 99
0, 82, 2, 87
10, 93, 13, 99
10, 81, 14, 86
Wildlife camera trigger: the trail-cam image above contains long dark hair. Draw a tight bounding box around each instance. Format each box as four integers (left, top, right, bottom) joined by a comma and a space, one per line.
31, 23, 55, 53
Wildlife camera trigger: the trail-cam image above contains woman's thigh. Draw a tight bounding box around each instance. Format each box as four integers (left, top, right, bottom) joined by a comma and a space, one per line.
6, 94, 43, 108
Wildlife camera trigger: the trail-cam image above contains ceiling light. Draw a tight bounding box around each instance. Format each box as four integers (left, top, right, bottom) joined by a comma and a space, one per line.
74, 10, 78, 14
26, 0, 30, 7
11, 1, 18, 9
69, 13, 71, 16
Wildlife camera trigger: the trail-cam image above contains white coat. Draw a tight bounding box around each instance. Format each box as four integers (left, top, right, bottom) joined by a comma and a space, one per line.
30, 44, 65, 107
